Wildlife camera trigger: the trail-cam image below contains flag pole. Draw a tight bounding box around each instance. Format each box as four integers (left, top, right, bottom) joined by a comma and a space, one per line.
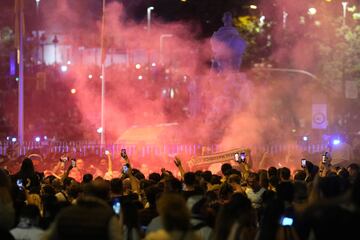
17, 0, 24, 146
100, 0, 106, 147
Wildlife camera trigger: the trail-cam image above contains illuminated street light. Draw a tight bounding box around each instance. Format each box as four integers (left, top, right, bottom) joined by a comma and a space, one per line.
138, 75, 143, 80
70, 88, 76, 94
97, 127, 103, 134
88, 74, 93, 79
342, 2, 348, 25
147, 6, 154, 34
35, 136, 41, 142
135, 63, 141, 69
11, 137, 17, 143
61, 65, 68, 72
308, 7, 317, 16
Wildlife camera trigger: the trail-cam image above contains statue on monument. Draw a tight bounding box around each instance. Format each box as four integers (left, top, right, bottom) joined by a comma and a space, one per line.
210, 12, 247, 72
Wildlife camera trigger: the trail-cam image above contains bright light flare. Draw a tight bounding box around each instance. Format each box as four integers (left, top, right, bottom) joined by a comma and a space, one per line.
250, 5, 257, 10
60, 65, 68, 72
97, 127, 103, 134
302, 136, 309, 142
170, 88, 175, 99
70, 88, 76, 94
11, 137, 17, 142
88, 74, 93, 79
308, 7, 317, 15
138, 75, 143, 80
35, 137, 41, 142
333, 139, 341, 145
135, 64, 141, 69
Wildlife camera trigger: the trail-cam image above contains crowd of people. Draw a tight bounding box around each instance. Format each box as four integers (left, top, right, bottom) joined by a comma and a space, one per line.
0, 147, 359, 240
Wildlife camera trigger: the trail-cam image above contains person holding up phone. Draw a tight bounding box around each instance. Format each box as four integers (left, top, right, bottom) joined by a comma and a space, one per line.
68, 158, 85, 183
120, 149, 140, 194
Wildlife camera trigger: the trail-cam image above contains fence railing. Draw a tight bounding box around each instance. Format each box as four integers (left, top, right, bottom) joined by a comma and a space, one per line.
0, 142, 328, 159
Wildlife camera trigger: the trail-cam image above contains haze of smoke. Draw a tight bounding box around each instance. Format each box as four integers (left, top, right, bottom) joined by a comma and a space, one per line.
38, 0, 324, 166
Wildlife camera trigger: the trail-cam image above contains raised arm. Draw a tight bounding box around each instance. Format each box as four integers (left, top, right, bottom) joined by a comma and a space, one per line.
174, 156, 185, 180
105, 150, 113, 176
60, 161, 73, 184
121, 150, 140, 193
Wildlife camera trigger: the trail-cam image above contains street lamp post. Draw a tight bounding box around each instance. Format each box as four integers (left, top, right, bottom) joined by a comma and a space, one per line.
40, 33, 46, 64
52, 35, 58, 64
35, 0, 40, 64
160, 34, 173, 64
147, 6, 154, 34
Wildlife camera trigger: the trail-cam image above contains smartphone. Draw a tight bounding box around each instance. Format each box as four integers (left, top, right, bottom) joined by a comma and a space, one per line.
122, 165, 129, 174
60, 156, 69, 162
121, 149, 128, 159
105, 150, 110, 155
322, 152, 327, 164
240, 152, 246, 162
301, 159, 307, 168
279, 216, 293, 226
16, 179, 23, 189
141, 225, 148, 232
234, 153, 240, 162
71, 159, 76, 168
112, 198, 121, 215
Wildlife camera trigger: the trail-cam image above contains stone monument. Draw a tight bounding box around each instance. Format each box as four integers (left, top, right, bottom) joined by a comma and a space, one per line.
210, 12, 247, 72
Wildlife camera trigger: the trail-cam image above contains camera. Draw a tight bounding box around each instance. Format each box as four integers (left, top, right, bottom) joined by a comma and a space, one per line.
279, 216, 293, 226
112, 198, 121, 215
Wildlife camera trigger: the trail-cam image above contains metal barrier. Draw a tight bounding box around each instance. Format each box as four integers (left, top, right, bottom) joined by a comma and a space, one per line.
0, 142, 328, 159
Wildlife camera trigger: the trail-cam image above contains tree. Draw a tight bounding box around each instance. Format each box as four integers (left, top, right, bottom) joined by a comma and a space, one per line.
316, 18, 360, 96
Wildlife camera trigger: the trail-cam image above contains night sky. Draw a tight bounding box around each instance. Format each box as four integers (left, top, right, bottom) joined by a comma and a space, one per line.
0, 0, 258, 38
